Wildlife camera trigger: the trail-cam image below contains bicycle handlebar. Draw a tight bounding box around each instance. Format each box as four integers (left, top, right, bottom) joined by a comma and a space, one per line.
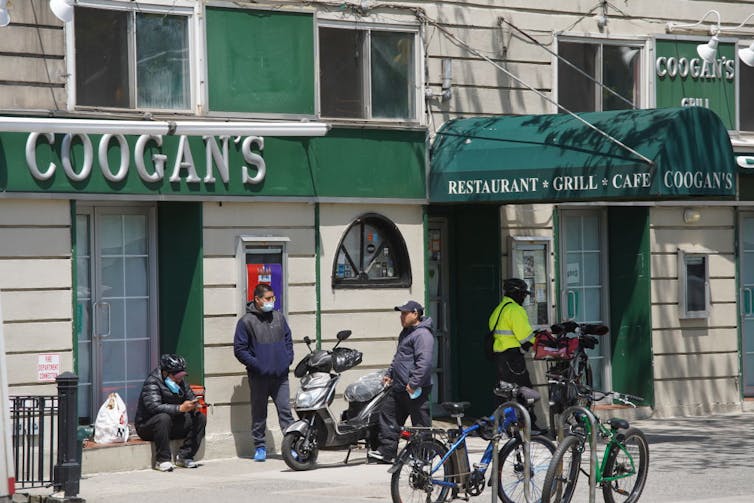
550, 321, 609, 336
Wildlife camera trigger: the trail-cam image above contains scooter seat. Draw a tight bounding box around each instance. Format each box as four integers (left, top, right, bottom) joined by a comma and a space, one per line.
441, 401, 471, 417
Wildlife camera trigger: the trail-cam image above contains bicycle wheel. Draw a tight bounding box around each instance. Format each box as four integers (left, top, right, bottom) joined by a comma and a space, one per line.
601, 427, 649, 503
390, 438, 452, 503
497, 435, 556, 503
541, 434, 583, 503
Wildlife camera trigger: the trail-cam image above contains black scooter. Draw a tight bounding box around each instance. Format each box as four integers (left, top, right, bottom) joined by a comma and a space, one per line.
281, 330, 388, 471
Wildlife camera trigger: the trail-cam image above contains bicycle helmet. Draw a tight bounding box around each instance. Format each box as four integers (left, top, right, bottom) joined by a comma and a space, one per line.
160, 353, 187, 374
503, 278, 530, 296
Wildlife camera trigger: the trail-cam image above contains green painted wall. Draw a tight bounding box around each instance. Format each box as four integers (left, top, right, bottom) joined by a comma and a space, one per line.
158, 202, 204, 383
608, 207, 653, 405
206, 8, 315, 114
438, 205, 500, 417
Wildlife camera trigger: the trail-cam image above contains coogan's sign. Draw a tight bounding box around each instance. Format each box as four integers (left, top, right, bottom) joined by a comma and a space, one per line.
24, 132, 267, 185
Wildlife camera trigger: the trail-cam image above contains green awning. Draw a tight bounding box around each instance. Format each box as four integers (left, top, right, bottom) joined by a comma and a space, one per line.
430, 107, 736, 203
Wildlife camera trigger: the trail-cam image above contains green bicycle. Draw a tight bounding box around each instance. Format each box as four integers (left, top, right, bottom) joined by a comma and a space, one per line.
540, 387, 649, 503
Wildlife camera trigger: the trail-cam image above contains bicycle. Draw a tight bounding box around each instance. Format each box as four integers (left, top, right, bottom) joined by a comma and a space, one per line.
540, 386, 650, 503
532, 321, 608, 436
389, 381, 556, 503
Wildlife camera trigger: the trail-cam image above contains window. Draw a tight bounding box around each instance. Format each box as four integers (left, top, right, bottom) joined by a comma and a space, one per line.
319, 26, 417, 120
678, 250, 709, 318
237, 237, 289, 315
509, 237, 551, 328
740, 48, 754, 131
75, 6, 191, 110
332, 214, 411, 288
558, 40, 641, 112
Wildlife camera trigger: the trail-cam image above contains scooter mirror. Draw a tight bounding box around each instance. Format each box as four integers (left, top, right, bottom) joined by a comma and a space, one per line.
336, 330, 352, 341
303, 336, 312, 345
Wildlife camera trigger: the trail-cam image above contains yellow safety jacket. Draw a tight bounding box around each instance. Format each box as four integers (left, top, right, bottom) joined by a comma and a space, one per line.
488, 296, 534, 352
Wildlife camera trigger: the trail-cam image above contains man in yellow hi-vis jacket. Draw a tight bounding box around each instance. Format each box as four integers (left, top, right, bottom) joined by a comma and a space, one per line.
488, 278, 544, 434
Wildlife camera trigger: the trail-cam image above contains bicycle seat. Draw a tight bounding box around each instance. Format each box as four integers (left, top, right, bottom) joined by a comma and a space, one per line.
606, 418, 629, 430
441, 401, 471, 417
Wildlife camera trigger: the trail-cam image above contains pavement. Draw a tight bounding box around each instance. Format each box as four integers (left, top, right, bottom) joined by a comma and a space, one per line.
13, 411, 754, 503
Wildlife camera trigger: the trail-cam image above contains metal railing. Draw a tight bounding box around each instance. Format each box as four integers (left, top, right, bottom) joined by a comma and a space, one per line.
9, 372, 82, 501
10, 395, 58, 489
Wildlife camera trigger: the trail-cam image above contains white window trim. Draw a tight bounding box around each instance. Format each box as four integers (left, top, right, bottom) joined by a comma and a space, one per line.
236, 236, 290, 318
677, 249, 710, 319
316, 19, 424, 125
553, 35, 649, 114
66, 0, 200, 114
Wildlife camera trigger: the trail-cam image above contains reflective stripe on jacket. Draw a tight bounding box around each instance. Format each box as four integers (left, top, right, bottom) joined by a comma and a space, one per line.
488, 296, 534, 352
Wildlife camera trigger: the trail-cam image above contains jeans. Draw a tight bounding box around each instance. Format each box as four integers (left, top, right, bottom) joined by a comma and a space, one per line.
249, 374, 294, 448
136, 411, 206, 463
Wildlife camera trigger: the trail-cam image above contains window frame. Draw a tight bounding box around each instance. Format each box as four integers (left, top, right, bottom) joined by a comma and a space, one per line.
554, 35, 647, 113
316, 19, 423, 123
331, 213, 412, 289
236, 236, 290, 317
677, 249, 710, 319
508, 236, 553, 329
67, 0, 199, 114
737, 40, 754, 133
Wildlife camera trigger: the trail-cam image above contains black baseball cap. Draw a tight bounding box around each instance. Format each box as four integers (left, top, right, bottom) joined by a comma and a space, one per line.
394, 300, 424, 315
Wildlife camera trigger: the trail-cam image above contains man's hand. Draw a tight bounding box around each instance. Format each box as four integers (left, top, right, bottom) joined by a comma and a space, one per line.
405, 384, 414, 395
521, 341, 533, 351
382, 375, 393, 387
179, 399, 198, 413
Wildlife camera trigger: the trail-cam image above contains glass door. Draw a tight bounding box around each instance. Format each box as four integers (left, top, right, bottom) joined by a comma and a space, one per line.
740, 213, 754, 396
559, 210, 610, 391
76, 206, 158, 423
428, 219, 450, 408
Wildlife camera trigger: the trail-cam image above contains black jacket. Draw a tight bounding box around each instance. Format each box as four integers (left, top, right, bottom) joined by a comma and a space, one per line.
134, 367, 196, 427
233, 302, 294, 377
386, 317, 434, 390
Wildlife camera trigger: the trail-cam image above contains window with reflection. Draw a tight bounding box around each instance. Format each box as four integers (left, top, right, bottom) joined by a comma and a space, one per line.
332, 214, 411, 288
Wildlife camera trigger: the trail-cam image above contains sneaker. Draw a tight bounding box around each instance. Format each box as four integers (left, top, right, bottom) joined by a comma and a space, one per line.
254, 446, 267, 462
154, 461, 174, 472
175, 455, 198, 468
367, 450, 392, 464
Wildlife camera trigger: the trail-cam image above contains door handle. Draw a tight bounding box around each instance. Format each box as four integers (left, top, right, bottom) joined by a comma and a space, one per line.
567, 291, 577, 319
94, 302, 111, 338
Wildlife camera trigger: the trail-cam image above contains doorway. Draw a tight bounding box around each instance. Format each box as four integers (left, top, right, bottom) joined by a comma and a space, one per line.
428, 218, 451, 409
740, 212, 754, 396
76, 205, 158, 422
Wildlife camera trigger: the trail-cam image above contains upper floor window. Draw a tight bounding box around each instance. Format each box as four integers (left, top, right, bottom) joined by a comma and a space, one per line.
332, 214, 411, 288
740, 43, 754, 131
319, 25, 418, 121
74, 5, 191, 110
558, 40, 642, 112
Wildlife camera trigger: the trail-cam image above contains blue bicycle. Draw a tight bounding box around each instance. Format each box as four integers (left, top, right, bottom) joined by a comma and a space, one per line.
389, 382, 556, 502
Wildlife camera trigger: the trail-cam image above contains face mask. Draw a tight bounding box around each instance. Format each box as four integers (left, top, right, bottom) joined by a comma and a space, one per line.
164, 376, 180, 393
261, 302, 275, 312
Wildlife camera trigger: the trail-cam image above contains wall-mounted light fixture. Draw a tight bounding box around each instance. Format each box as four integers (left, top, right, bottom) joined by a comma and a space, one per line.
50, 0, 74, 23
667, 10, 754, 67
425, 58, 453, 102
0, 0, 11, 27
683, 208, 702, 224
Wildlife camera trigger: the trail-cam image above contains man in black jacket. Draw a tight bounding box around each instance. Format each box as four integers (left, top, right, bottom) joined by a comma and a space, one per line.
233, 283, 294, 462
134, 354, 206, 472
369, 300, 434, 463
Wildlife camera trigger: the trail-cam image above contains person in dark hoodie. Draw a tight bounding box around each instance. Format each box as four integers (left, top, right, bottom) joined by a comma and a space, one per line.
233, 283, 294, 462
134, 353, 206, 472
369, 300, 434, 463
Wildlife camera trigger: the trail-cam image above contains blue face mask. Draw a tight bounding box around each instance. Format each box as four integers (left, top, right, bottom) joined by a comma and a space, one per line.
164, 376, 180, 393
261, 302, 275, 312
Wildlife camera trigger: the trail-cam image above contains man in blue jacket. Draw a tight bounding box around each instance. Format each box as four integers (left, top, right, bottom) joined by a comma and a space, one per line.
369, 300, 434, 463
233, 283, 294, 462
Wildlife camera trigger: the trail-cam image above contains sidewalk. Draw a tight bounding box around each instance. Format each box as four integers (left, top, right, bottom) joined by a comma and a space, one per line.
14, 411, 754, 503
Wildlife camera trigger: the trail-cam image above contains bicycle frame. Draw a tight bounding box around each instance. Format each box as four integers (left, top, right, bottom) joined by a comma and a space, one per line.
572, 413, 639, 486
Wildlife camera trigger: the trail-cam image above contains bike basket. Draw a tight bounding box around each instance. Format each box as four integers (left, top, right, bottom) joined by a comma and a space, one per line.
533, 332, 579, 360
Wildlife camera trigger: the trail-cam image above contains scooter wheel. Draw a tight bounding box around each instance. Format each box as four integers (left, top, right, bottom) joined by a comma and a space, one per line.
282, 431, 319, 471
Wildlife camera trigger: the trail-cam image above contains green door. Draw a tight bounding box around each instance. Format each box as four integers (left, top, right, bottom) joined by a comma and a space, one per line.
442, 205, 500, 417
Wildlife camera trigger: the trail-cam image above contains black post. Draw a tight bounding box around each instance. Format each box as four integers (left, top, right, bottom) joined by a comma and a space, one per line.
53, 372, 82, 501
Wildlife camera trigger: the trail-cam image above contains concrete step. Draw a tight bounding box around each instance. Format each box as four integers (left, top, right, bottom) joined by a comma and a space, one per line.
593, 404, 654, 423
81, 439, 153, 475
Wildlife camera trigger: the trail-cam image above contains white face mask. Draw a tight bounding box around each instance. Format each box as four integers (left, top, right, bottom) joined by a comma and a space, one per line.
261, 301, 275, 312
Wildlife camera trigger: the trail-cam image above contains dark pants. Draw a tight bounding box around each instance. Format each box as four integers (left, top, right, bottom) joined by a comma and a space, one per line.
377, 385, 432, 460
494, 348, 539, 427
136, 411, 206, 463
250, 374, 294, 448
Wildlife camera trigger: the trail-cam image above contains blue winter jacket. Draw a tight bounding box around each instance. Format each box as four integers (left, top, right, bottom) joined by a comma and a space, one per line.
386, 317, 434, 390
233, 302, 294, 377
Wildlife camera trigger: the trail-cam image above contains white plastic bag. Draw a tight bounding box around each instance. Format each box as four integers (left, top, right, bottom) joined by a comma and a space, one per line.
93, 392, 129, 444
